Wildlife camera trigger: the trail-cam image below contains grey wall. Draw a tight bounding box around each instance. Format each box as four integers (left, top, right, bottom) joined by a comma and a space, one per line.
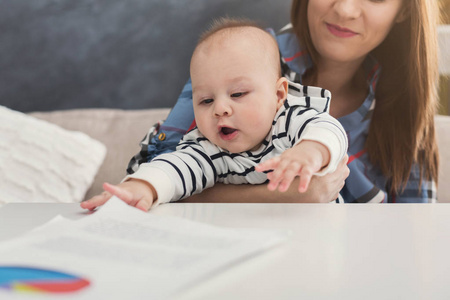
1, 0, 291, 112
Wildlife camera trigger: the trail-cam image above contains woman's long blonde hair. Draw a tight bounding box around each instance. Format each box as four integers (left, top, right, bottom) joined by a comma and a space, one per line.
291, 0, 440, 193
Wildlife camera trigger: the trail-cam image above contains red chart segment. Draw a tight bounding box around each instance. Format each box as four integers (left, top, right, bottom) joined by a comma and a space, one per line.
0, 266, 90, 294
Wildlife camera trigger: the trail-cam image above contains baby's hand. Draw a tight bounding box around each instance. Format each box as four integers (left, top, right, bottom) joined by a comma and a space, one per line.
255, 140, 330, 193
80, 179, 157, 212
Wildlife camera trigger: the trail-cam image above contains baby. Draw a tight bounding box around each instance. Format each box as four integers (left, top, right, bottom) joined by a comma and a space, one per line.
81, 18, 348, 211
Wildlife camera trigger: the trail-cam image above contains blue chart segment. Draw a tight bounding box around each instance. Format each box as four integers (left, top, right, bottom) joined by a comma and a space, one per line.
0, 266, 90, 294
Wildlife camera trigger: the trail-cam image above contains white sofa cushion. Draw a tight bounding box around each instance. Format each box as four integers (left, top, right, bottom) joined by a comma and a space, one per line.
29, 108, 171, 200
0, 106, 106, 206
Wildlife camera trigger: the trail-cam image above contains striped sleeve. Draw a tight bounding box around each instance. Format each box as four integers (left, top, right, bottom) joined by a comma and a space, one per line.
123, 130, 218, 207
294, 112, 348, 175
283, 84, 348, 175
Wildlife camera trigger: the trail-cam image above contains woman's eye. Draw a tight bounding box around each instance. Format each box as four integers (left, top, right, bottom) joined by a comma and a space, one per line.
231, 92, 246, 98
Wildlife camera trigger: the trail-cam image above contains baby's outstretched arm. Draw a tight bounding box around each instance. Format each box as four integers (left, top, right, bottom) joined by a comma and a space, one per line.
80, 179, 157, 212
255, 140, 330, 193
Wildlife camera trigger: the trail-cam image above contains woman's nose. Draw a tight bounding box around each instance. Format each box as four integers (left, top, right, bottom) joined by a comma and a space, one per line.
333, 0, 362, 20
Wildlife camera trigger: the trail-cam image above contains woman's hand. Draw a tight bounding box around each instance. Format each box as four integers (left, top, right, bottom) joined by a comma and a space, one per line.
80, 179, 157, 212
305, 154, 349, 202
182, 155, 349, 203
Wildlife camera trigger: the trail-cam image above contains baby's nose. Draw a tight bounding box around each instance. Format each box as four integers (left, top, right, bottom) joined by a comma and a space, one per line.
214, 99, 232, 117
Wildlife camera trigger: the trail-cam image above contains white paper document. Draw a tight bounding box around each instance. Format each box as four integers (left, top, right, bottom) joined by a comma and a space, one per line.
0, 197, 289, 299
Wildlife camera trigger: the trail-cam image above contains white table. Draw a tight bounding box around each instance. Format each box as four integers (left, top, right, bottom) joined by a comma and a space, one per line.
1, 202, 450, 300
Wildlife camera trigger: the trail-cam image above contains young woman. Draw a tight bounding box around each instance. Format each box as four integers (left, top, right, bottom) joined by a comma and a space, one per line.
281, 0, 440, 203
84, 0, 440, 208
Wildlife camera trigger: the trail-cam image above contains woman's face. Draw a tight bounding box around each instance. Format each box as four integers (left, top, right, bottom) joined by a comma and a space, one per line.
307, 0, 405, 64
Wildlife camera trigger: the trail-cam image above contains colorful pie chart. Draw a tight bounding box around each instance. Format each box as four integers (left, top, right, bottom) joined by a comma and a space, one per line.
0, 266, 90, 294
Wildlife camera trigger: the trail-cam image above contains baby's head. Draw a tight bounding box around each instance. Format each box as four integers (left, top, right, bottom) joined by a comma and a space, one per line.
190, 18, 288, 153
191, 18, 282, 79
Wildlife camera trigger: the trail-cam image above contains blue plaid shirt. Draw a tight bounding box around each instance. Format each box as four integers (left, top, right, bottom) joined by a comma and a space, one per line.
128, 24, 437, 203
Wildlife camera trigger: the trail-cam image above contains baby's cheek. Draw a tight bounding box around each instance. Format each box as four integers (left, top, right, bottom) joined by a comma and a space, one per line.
251, 111, 274, 129
194, 118, 208, 135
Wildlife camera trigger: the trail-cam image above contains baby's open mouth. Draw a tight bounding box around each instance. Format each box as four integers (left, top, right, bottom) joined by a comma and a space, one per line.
220, 127, 237, 135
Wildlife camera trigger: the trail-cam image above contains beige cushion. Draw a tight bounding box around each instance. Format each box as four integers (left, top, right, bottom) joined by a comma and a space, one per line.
30, 108, 171, 200
436, 115, 450, 202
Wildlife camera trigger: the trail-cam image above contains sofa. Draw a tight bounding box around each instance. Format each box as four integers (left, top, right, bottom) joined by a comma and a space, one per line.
0, 0, 291, 112
27, 109, 450, 203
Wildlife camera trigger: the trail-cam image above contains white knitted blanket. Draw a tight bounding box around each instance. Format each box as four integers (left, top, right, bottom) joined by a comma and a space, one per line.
0, 106, 106, 205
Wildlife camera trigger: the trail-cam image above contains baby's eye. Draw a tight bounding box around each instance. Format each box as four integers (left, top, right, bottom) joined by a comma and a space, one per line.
201, 99, 214, 105
231, 92, 247, 98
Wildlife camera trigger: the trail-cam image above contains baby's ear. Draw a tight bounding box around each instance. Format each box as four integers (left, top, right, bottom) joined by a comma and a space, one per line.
276, 77, 289, 110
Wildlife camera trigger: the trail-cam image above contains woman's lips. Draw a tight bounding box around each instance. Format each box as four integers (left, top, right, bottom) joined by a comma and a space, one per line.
326, 23, 358, 38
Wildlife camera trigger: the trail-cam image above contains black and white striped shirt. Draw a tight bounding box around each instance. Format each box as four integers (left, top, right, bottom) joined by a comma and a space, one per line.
126, 81, 347, 207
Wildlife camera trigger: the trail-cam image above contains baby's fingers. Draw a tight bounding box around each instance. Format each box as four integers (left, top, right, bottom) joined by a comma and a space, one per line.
102, 182, 136, 204
266, 159, 293, 191
135, 199, 153, 212
298, 168, 314, 193
80, 191, 111, 211
255, 157, 281, 172
277, 164, 300, 192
